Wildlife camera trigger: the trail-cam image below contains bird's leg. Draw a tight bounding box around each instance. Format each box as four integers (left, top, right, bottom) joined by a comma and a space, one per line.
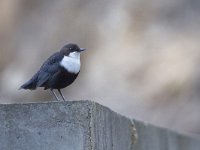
58, 89, 66, 101
50, 89, 60, 101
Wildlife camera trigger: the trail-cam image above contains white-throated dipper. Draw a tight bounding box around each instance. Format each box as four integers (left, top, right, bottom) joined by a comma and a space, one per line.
19, 43, 86, 101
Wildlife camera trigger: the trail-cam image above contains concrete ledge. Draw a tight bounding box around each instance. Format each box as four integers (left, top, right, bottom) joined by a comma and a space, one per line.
133, 120, 200, 150
0, 101, 199, 150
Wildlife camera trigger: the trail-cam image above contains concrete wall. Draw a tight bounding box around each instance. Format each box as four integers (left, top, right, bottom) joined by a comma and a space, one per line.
0, 101, 199, 150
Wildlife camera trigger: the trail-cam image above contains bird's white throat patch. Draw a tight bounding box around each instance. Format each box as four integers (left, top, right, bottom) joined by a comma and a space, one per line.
60, 52, 81, 74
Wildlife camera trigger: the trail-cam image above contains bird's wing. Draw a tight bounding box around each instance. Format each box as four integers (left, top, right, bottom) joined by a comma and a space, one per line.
36, 52, 63, 87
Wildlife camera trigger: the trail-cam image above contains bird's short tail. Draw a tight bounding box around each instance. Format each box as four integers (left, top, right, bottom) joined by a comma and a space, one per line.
19, 81, 36, 90
19, 73, 38, 90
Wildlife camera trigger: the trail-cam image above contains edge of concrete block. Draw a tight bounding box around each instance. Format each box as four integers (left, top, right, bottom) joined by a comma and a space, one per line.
89, 101, 137, 150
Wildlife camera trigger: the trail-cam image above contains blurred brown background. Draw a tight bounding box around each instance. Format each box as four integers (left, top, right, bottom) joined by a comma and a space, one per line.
0, 0, 200, 136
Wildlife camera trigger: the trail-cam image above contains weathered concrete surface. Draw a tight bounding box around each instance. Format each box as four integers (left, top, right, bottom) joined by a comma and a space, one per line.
133, 120, 200, 150
0, 101, 136, 150
0, 101, 199, 150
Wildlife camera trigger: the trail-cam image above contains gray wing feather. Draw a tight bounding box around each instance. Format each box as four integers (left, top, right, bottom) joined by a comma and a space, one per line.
36, 53, 63, 87
20, 52, 63, 90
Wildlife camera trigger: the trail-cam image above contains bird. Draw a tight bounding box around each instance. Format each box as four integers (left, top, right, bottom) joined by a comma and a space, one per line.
19, 43, 86, 101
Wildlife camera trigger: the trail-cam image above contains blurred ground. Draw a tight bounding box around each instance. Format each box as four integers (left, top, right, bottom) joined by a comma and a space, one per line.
0, 0, 200, 136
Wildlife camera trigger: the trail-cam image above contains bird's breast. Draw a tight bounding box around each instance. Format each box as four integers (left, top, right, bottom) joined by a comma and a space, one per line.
60, 56, 81, 74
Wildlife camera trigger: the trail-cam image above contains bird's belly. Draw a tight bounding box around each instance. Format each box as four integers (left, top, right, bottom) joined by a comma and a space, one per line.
48, 70, 78, 89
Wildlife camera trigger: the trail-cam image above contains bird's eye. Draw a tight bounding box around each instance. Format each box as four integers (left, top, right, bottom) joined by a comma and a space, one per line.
69, 47, 73, 50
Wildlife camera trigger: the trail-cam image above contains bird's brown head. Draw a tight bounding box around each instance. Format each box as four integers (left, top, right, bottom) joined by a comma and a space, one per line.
60, 43, 86, 56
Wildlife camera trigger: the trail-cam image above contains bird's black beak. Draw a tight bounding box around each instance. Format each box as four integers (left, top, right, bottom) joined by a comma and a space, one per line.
79, 48, 86, 52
